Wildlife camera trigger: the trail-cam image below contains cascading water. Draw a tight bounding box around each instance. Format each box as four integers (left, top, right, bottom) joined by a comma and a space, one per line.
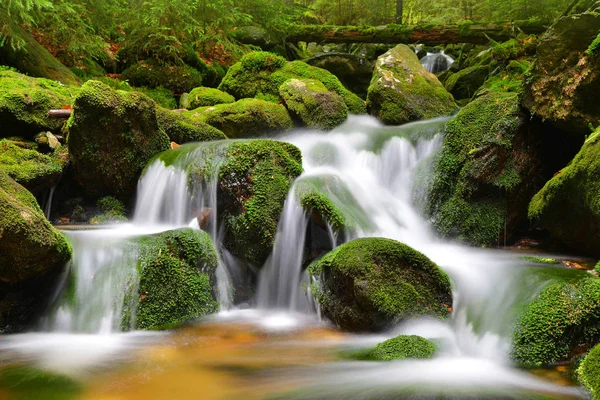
420, 51, 455, 73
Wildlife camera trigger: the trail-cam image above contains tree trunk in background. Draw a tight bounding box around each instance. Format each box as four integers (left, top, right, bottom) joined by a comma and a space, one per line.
396, 0, 403, 24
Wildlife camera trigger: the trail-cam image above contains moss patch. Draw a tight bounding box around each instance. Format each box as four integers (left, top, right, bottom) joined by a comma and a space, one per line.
188, 87, 235, 109
578, 344, 600, 399
156, 107, 226, 144
444, 64, 489, 101
0, 365, 81, 400
121, 60, 203, 94
89, 196, 128, 224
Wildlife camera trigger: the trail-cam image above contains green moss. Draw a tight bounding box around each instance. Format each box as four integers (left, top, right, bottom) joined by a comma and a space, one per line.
121, 60, 203, 94
366, 44, 457, 125
185, 98, 293, 139
309, 237, 452, 332
89, 196, 127, 224
0, 365, 81, 400
528, 127, 600, 256
475, 59, 532, 97
0, 68, 75, 139
369, 335, 437, 361
188, 87, 235, 109
279, 78, 348, 130
134, 228, 219, 330
578, 344, 600, 399
521, 256, 560, 265
0, 170, 72, 284
218, 52, 366, 114
512, 276, 600, 366
444, 64, 489, 101
586, 32, 600, 57
156, 107, 226, 144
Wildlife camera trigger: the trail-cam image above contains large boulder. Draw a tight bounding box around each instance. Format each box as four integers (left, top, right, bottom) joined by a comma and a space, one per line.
308, 237, 452, 332
279, 79, 348, 130
187, 87, 235, 109
306, 52, 374, 98
132, 228, 219, 330
366, 44, 457, 125
0, 67, 74, 139
522, 13, 600, 135
67, 80, 170, 200
156, 107, 226, 144
218, 51, 366, 114
121, 60, 203, 94
528, 128, 600, 256
444, 64, 489, 101
579, 344, 600, 399
185, 98, 293, 139
426, 92, 545, 246
512, 276, 600, 366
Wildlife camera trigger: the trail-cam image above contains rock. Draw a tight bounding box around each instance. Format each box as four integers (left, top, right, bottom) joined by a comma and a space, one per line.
218, 51, 366, 114
67, 80, 170, 200
0, 170, 71, 284
426, 92, 545, 247
444, 64, 489, 100
0, 139, 66, 196
231, 26, 272, 48
132, 228, 219, 330
187, 87, 235, 109
512, 276, 600, 366
306, 52, 373, 98
528, 128, 600, 256
368, 335, 437, 361
522, 13, 600, 135
156, 107, 226, 144
308, 237, 452, 332
121, 60, 203, 94
366, 44, 457, 125
185, 98, 293, 139
279, 79, 348, 130
0, 67, 74, 139
578, 344, 600, 399
179, 93, 191, 109
89, 196, 127, 225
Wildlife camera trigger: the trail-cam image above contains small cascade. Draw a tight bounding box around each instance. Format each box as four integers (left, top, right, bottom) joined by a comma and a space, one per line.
420, 51, 454, 73
44, 186, 56, 220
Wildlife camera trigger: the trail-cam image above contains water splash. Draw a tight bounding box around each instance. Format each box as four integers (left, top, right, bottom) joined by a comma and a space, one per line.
420, 51, 454, 73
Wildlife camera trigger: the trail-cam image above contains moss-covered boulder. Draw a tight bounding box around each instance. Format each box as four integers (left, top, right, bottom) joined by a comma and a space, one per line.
218, 51, 366, 114
528, 129, 600, 256
444, 64, 489, 101
369, 335, 437, 361
185, 98, 293, 139
306, 52, 374, 98
156, 107, 226, 144
89, 196, 128, 224
0, 170, 71, 284
279, 79, 348, 130
156, 139, 303, 267
188, 87, 235, 109
366, 44, 457, 125
426, 92, 544, 246
0, 139, 66, 195
121, 60, 203, 94
67, 80, 170, 200
578, 344, 600, 399
0, 67, 74, 139
309, 237, 452, 332
512, 276, 600, 366
522, 13, 600, 135
133, 228, 219, 330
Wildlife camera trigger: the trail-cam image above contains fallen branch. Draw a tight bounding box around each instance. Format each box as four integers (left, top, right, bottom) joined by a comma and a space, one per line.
47, 109, 73, 119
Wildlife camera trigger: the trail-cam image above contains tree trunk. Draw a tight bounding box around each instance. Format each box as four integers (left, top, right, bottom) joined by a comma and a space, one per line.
396, 0, 403, 24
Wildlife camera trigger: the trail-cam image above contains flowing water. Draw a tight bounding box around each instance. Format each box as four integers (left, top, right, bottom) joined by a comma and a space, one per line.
0, 116, 586, 399
420, 51, 455, 73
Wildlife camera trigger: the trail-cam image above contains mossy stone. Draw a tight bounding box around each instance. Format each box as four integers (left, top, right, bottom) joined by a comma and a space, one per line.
133, 228, 219, 330
279, 78, 348, 130
156, 107, 226, 144
67, 80, 170, 201
366, 44, 457, 125
444, 64, 489, 101
0, 169, 71, 284
308, 237, 452, 332
369, 335, 437, 361
121, 60, 203, 94
578, 344, 600, 399
188, 87, 235, 109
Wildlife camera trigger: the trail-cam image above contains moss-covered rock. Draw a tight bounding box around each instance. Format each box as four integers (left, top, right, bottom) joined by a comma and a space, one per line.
444, 64, 489, 101
512, 276, 600, 366
308, 237, 452, 332
528, 128, 600, 256
0, 170, 71, 284
156, 139, 303, 267
156, 107, 226, 144
279, 78, 348, 130
578, 344, 600, 399
89, 196, 128, 224
0, 139, 66, 195
121, 60, 203, 94
133, 228, 219, 330
426, 92, 544, 247
306, 53, 374, 98
0, 365, 82, 399
366, 44, 457, 125
185, 98, 293, 139
67, 80, 170, 200
369, 335, 437, 361
0, 67, 74, 139
522, 13, 600, 135
218, 51, 366, 114
188, 87, 235, 109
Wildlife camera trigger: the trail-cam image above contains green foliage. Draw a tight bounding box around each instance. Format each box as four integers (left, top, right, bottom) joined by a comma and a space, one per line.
0, 365, 81, 400
521, 256, 560, 265
586, 32, 600, 57
579, 344, 600, 399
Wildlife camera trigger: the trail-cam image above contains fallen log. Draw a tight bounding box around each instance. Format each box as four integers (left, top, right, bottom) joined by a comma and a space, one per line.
47, 109, 73, 119
236, 21, 547, 46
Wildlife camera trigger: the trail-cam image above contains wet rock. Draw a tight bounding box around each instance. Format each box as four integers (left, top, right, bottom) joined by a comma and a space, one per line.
306, 52, 373, 98
187, 87, 235, 109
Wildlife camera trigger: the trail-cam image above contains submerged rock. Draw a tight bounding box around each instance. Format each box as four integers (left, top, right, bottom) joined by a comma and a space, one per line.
522, 13, 600, 135
187, 87, 235, 109
67, 80, 170, 200
132, 228, 219, 330
218, 51, 366, 114
156, 107, 226, 144
578, 344, 600, 399
366, 44, 457, 125
309, 237, 452, 332
528, 129, 600, 256
185, 98, 293, 138
279, 79, 348, 130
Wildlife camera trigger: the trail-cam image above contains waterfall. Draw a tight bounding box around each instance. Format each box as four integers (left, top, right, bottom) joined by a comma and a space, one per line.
420, 51, 454, 73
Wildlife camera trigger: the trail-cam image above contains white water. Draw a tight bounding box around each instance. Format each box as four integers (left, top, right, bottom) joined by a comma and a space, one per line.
420, 51, 454, 73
